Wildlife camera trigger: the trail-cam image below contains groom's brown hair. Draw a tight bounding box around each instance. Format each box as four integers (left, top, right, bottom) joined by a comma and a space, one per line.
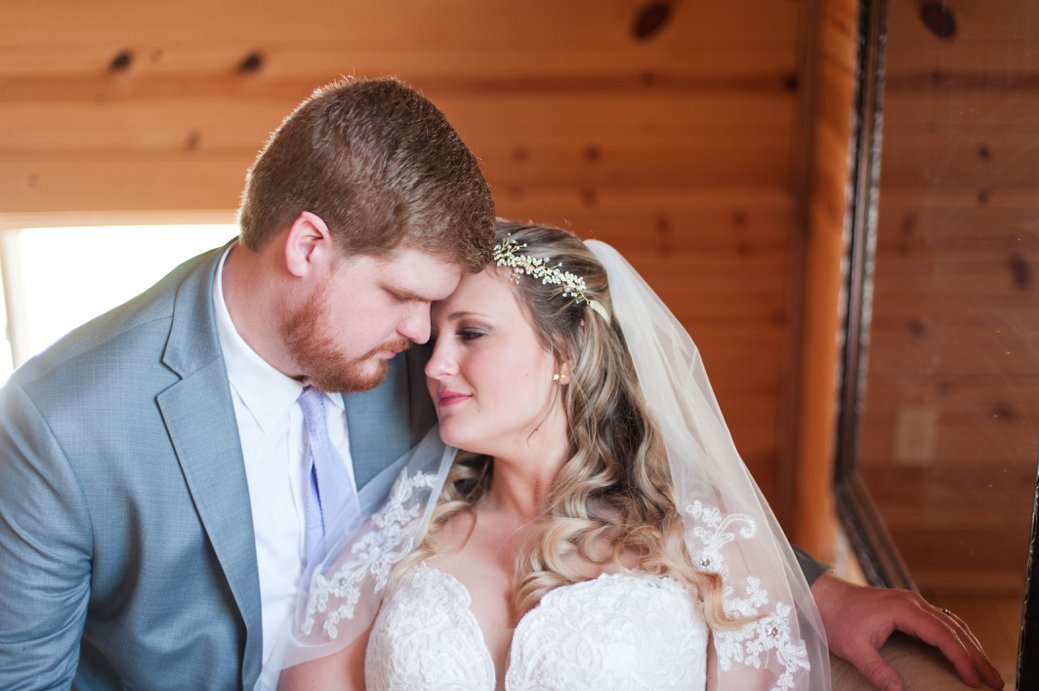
237, 78, 494, 271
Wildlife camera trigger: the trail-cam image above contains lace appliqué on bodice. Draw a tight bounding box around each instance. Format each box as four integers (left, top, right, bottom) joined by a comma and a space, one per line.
686, 500, 811, 691
301, 470, 440, 640
365, 563, 495, 690
366, 564, 708, 691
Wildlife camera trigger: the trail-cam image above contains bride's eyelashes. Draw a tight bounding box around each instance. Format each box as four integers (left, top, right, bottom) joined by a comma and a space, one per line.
426, 325, 486, 345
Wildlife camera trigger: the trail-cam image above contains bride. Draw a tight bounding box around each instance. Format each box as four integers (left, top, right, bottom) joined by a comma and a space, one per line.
279, 220, 831, 689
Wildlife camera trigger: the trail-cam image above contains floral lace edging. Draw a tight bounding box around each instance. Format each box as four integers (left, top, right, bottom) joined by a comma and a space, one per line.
685, 500, 811, 691
300, 469, 439, 640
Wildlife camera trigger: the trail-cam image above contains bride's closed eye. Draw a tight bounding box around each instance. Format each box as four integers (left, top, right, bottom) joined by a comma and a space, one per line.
457, 328, 485, 341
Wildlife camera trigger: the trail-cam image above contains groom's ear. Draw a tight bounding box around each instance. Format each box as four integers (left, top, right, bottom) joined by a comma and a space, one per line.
284, 211, 335, 278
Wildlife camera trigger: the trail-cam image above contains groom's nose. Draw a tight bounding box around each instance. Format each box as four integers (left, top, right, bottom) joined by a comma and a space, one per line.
397, 304, 431, 344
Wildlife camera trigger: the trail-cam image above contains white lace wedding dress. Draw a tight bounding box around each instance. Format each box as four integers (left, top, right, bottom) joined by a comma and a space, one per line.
293, 466, 818, 691
365, 561, 708, 690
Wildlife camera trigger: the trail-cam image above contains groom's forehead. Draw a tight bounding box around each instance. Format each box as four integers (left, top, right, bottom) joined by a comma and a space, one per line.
335, 247, 463, 300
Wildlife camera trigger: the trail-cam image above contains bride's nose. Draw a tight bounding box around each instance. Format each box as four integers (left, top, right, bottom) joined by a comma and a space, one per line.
424, 341, 457, 379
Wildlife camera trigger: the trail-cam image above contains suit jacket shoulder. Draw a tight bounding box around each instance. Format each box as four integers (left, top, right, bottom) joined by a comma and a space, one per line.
0, 241, 262, 690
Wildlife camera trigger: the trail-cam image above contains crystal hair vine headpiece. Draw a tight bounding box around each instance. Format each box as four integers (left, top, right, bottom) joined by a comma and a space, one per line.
493, 236, 610, 321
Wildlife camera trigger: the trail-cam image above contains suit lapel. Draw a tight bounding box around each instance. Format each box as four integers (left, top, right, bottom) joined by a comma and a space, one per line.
344, 355, 409, 492
157, 245, 263, 688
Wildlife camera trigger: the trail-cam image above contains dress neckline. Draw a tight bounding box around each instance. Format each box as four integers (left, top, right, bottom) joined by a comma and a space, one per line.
408, 561, 679, 683
368, 561, 707, 691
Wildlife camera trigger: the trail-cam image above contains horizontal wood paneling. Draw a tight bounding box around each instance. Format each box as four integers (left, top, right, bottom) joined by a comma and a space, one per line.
886, 0, 1039, 42
0, 1, 802, 48
0, 0, 834, 524
858, 0, 1038, 601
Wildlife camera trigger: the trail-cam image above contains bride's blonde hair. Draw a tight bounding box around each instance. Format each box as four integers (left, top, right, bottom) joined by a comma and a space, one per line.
405, 220, 736, 630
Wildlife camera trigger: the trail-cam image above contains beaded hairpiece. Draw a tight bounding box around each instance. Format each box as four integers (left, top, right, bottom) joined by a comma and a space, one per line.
493, 235, 610, 320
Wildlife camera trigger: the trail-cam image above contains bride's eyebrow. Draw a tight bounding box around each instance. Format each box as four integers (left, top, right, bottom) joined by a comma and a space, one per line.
447, 310, 490, 321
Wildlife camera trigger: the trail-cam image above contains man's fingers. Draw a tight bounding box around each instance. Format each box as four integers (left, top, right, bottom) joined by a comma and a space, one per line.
943, 609, 984, 651
850, 643, 904, 691
811, 576, 1004, 689
895, 608, 982, 687
976, 661, 1006, 690
940, 609, 1004, 689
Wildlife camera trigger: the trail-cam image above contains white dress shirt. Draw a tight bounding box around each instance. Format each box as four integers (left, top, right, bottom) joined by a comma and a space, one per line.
212, 247, 357, 690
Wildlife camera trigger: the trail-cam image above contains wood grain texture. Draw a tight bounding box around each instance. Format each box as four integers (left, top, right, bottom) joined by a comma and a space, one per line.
0, 0, 851, 537
859, 0, 1038, 601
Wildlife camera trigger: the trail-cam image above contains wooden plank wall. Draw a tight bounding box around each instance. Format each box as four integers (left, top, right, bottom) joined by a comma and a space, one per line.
0, 0, 856, 539
860, 1, 1039, 595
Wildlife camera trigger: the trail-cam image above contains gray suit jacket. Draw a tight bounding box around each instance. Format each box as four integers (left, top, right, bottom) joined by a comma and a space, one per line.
0, 246, 435, 690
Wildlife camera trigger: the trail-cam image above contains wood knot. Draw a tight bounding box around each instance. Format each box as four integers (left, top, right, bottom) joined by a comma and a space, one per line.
990, 403, 1017, 422
920, 1, 957, 39
632, 2, 672, 41
238, 51, 265, 74
1008, 251, 1031, 289
907, 318, 928, 337
901, 213, 917, 235
109, 50, 134, 72
655, 214, 672, 254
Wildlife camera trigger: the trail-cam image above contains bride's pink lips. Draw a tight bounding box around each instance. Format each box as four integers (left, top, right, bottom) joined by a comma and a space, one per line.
436, 390, 471, 408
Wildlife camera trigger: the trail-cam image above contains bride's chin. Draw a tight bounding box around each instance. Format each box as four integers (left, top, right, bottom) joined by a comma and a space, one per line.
436, 423, 462, 449
437, 424, 482, 455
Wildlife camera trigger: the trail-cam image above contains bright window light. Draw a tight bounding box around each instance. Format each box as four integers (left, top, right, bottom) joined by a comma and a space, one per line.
1, 224, 236, 382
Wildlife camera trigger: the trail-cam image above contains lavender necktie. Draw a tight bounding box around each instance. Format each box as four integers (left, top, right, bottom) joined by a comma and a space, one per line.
298, 386, 359, 568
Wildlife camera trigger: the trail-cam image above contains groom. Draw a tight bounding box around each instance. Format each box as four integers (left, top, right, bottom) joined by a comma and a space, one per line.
0, 78, 1000, 691
0, 78, 494, 690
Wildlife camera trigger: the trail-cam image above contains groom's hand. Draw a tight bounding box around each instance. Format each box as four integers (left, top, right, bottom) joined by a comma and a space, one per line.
811, 573, 1004, 690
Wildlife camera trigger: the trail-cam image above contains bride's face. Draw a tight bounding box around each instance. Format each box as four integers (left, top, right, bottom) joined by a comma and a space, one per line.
425, 267, 566, 460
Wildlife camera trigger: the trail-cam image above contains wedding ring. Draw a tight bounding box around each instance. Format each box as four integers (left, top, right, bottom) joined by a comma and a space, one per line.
941, 607, 953, 616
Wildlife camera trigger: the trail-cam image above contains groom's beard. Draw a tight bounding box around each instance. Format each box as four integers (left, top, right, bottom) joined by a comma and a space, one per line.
282, 286, 410, 394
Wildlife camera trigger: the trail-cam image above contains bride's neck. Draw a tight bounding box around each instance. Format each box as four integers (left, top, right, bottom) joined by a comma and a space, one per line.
482, 471, 552, 522
485, 444, 568, 522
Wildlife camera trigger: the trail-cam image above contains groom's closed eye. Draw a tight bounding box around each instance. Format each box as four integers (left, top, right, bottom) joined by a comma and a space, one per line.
383, 284, 432, 305
389, 290, 417, 304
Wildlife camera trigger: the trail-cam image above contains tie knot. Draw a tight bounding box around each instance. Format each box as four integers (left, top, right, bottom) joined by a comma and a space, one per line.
298, 385, 327, 420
